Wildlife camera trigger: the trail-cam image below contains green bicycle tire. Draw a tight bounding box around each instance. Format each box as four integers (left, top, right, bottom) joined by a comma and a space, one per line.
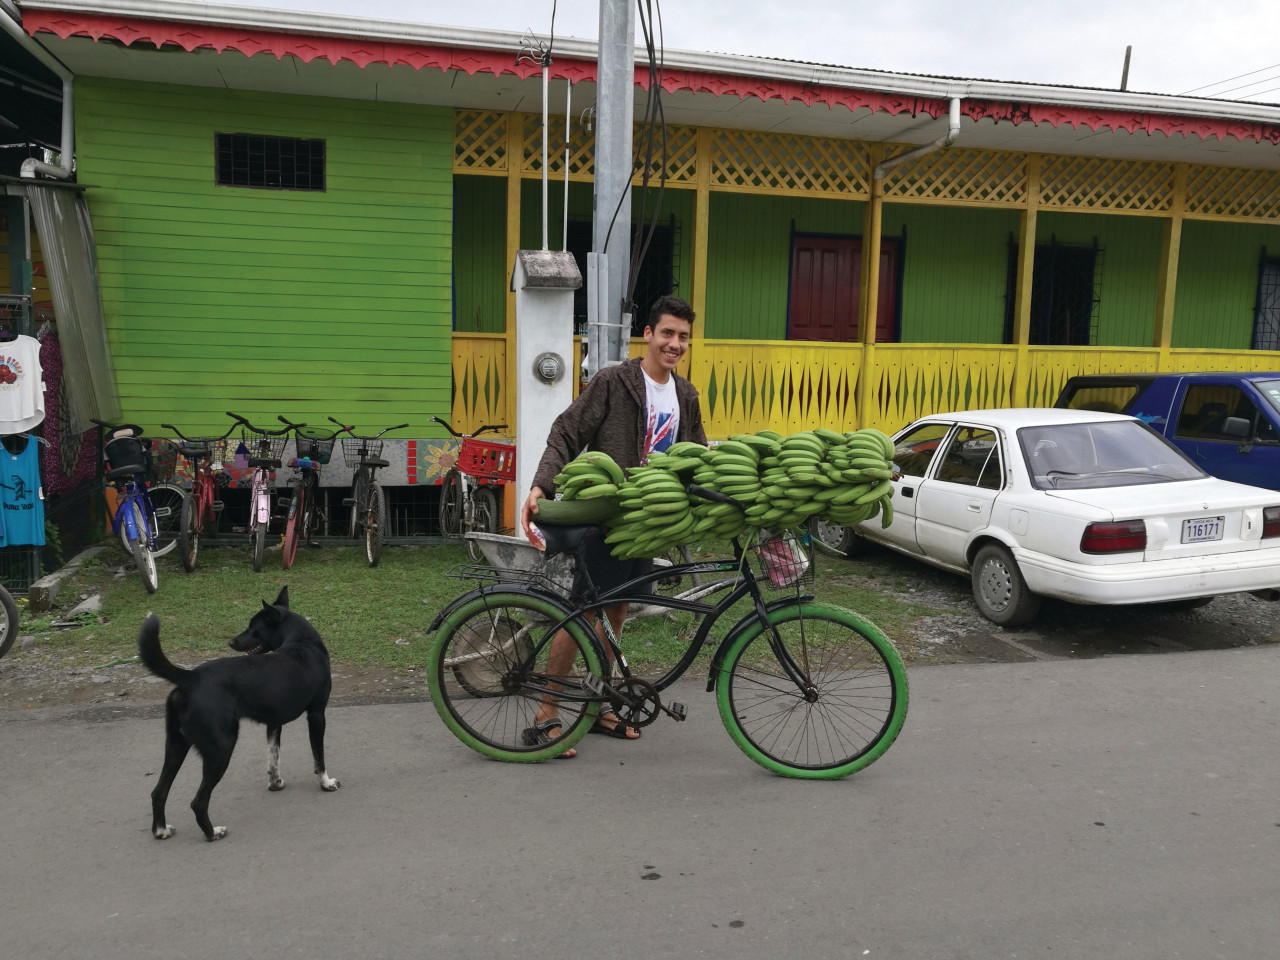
715, 601, 908, 779
428, 591, 603, 763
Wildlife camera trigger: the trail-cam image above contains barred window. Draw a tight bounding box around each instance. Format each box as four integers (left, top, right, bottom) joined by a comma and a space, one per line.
1252, 252, 1280, 351
215, 133, 325, 191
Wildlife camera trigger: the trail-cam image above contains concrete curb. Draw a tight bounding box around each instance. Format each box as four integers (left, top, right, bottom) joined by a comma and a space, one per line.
27, 545, 107, 613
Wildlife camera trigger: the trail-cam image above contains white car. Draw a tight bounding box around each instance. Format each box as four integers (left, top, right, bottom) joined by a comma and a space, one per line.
821, 408, 1280, 626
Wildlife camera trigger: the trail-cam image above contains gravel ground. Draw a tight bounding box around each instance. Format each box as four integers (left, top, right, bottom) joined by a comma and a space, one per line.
4, 544, 1279, 716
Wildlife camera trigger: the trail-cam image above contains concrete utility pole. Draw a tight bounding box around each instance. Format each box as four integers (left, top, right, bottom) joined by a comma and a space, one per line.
586, 0, 635, 377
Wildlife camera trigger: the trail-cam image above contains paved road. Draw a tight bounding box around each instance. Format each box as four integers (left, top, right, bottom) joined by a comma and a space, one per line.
3, 648, 1277, 960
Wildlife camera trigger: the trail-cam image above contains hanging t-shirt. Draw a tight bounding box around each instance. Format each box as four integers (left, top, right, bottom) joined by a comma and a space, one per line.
0, 435, 45, 546
642, 367, 680, 459
0, 335, 46, 433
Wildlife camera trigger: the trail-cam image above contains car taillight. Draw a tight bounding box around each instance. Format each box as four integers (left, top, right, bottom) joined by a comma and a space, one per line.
1264, 507, 1280, 539
1081, 520, 1147, 554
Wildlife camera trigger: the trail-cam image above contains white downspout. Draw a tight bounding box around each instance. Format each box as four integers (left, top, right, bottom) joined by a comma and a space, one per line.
1, 9, 75, 179
874, 96, 962, 181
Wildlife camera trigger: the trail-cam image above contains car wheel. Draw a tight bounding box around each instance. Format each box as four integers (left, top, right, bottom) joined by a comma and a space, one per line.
808, 517, 872, 559
971, 543, 1041, 627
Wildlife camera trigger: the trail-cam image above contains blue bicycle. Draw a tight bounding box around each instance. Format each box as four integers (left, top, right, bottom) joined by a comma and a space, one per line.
94, 418, 162, 593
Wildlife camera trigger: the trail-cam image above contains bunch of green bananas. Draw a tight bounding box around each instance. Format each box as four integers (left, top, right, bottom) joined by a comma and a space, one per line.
604, 453, 697, 559
544, 427, 897, 557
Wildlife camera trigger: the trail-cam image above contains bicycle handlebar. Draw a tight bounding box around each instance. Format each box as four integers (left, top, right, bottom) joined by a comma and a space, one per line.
688, 484, 747, 512
226, 412, 291, 437
429, 415, 508, 439
162, 422, 236, 444
279, 415, 353, 442
327, 417, 410, 441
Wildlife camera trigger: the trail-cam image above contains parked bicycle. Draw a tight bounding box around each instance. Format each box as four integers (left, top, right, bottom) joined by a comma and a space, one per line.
93, 418, 165, 593
426, 485, 909, 779
277, 416, 351, 569
161, 421, 236, 572
225, 412, 290, 572
430, 415, 512, 562
332, 417, 407, 567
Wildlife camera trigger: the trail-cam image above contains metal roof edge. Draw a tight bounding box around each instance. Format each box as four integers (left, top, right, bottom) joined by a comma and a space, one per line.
20, 0, 1280, 126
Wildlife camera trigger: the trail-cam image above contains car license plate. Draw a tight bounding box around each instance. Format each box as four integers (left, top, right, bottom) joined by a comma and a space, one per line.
1181, 516, 1224, 543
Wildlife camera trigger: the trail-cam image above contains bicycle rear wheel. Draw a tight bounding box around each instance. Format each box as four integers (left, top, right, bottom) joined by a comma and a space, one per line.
428, 592, 603, 762
144, 483, 184, 558
364, 482, 385, 567
438, 469, 464, 539
252, 519, 267, 572
715, 601, 908, 779
124, 500, 159, 594
282, 487, 303, 569
178, 493, 200, 572
465, 485, 498, 562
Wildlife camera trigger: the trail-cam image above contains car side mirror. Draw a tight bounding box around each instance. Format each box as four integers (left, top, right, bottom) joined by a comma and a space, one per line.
1221, 416, 1251, 440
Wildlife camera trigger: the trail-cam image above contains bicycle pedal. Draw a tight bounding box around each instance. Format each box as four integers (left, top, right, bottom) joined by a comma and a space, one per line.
341, 497, 356, 507
666, 701, 688, 721
582, 675, 607, 698
277, 497, 292, 508
211, 501, 225, 512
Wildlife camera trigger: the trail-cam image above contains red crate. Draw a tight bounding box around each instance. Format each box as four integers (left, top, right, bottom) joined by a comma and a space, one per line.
458, 437, 515, 481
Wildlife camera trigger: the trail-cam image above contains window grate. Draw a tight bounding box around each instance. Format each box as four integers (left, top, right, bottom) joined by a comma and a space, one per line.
1003, 236, 1103, 346
215, 133, 326, 191
1252, 250, 1280, 351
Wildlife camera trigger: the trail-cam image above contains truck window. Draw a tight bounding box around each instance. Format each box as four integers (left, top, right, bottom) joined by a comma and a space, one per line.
1060, 383, 1141, 413
1175, 384, 1269, 443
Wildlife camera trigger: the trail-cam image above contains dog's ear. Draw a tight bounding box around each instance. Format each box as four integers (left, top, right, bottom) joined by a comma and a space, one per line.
274, 585, 290, 610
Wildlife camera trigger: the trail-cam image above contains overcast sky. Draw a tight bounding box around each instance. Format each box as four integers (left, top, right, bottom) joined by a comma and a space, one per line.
222, 0, 1280, 102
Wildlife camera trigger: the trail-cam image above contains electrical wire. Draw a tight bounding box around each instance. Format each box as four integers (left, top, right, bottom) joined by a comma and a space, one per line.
1179, 60, 1280, 96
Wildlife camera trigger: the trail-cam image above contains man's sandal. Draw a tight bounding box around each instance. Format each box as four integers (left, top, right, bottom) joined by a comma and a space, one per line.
521, 717, 577, 758
588, 713, 641, 740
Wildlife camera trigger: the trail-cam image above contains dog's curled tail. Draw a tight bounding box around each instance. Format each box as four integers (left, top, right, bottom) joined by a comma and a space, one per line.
138, 614, 191, 686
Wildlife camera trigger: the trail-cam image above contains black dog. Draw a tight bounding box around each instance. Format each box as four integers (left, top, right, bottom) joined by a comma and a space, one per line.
139, 586, 340, 841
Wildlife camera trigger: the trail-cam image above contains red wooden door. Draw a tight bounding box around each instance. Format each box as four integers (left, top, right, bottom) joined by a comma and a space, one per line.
788, 236, 899, 342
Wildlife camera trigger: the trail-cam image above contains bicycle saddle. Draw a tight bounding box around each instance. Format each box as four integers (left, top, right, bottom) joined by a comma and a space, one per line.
105, 462, 148, 481
539, 522, 602, 558
178, 444, 210, 460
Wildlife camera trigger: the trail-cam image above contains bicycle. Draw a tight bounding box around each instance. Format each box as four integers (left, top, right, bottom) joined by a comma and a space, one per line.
225, 412, 291, 573
333, 418, 408, 568
161, 421, 236, 572
93, 418, 164, 594
426, 485, 909, 780
277, 416, 351, 569
0, 582, 20, 660
430, 415, 512, 563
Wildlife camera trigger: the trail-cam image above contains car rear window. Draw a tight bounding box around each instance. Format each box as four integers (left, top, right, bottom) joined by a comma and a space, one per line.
1019, 420, 1204, 490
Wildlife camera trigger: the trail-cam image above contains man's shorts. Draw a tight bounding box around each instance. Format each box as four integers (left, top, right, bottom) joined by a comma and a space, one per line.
570, 527, 653, 606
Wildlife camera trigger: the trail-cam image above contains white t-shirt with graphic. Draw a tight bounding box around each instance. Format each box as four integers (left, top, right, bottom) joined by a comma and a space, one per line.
642, 367, 680, 460
0, 335, 45, 433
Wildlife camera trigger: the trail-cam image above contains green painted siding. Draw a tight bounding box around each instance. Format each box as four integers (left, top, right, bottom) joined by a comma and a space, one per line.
1173, 220, 1280, 348
76, 78, 454, 434
884, 204, 1019, 343
703, 192, 864, 339
1035, 212, 1164, 347
453, 176, 506, 333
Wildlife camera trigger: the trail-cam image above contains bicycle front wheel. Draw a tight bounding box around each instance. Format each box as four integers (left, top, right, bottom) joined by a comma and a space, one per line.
465, 485, 498, 562
428, 592, 604, 762
438, 469, 464, 539
715, 602, 908, 779
282, 487, 303, 569
349, 472, 368, 538
364, 482, 385, 567
0, 585, 19, 659
124, 500, 159, 594
252, 519, 266, 572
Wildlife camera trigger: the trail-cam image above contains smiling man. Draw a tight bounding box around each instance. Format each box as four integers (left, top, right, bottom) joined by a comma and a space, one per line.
520, 294, 707, 754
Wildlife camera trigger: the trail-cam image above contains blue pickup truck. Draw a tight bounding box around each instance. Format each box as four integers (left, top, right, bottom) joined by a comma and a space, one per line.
1054, 371, 1280, 489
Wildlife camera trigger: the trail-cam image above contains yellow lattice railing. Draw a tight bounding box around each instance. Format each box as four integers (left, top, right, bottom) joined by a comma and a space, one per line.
456, 111, 1280, 222
453, 334, 1278, 438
